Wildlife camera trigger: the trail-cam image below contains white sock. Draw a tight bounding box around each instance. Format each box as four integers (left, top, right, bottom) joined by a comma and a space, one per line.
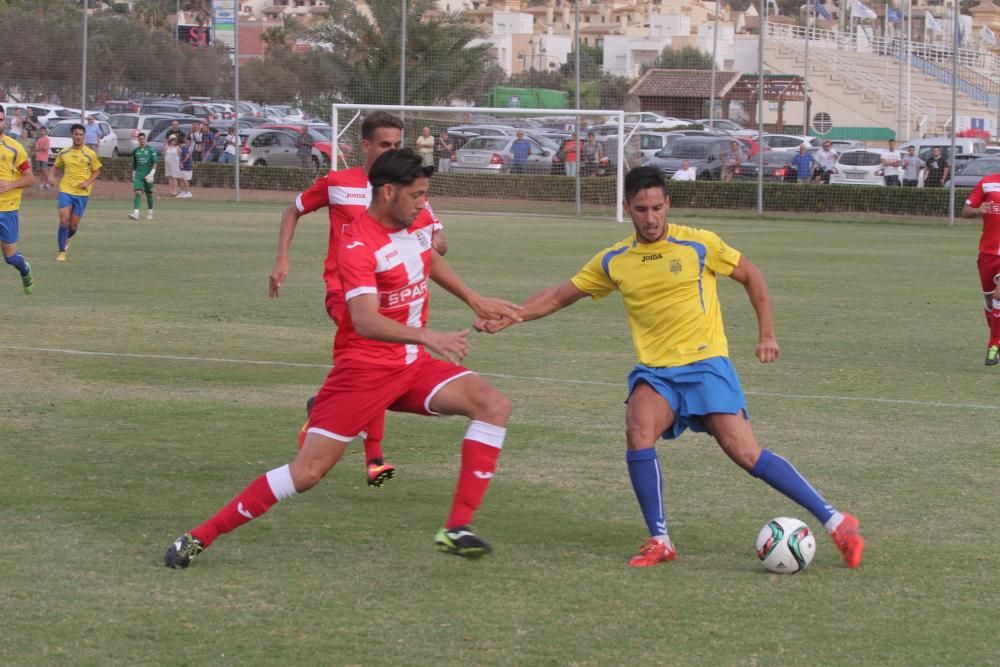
265, 464, 298, 501
824, 512, 845, 534
652, 534, 672, 547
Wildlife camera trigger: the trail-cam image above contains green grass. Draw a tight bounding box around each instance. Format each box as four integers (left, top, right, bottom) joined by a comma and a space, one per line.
2, 198, 997, 666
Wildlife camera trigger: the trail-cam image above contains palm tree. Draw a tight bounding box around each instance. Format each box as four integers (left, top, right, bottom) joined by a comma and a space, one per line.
308, 0, 494, 105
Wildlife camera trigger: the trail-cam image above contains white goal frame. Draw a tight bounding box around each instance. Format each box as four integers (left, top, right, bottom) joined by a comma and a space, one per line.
332, 103, 627, 223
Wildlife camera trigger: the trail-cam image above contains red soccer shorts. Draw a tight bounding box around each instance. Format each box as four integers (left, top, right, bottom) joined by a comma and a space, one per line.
305, 356, 474, 443
977, 252, 1000, 293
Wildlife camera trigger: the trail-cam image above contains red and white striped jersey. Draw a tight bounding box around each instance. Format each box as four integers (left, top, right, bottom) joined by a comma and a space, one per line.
335, 210, 437, 366
295, 167, 444, 296
966, 174, 1000, 255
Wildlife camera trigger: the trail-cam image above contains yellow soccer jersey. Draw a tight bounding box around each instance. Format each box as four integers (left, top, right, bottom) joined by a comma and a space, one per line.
54, 146, 102, 196
571, 224, 742, 367
0, 135, 31, 212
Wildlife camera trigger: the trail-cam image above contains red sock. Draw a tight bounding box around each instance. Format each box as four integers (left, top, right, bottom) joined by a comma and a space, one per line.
362, 412, 387, 464
190, 465, 296, 547
446, 421, 506, 529
988, 308, 1000, 346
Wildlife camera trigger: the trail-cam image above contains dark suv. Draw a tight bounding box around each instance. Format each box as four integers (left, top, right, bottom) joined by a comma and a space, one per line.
641, 136, 736, 179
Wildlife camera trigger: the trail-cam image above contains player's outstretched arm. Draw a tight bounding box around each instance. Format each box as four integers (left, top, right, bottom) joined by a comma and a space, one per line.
728, 257, 779, 363
348, 293, 469, 363
429, 251, 522, 322
269, 204, 305, 298
475, 280, 589, 334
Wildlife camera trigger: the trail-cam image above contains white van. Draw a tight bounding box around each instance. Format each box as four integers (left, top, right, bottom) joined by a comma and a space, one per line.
899, 137, 987, 161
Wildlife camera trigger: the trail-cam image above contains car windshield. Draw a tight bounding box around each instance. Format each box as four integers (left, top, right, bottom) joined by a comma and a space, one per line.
109, 116, 138, 129
660, 142, 711, 159
48, 123, 79, 138
463, 137, 508, 151
838, 151, 882, 167
961, 159, 1000, 176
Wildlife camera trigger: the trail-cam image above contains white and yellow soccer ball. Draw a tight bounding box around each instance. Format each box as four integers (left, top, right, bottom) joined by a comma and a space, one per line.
755, 517, 816, 573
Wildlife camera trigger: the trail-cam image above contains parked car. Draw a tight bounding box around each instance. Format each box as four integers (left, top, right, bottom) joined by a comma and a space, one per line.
759, 134, 822, 152
641, 136, 736, 179
984, 145, 1000, 155
828, 140, 866, 152
695, 118, 757, 137
900, 136, 987, 161
108, 113, 172, 154
828, 148, 885, 186
46, 119, 119, 161
732, 151, 796, 182
147, 123, 199, 155
621, 112, 689, 130
452, 135, 553, 174
99, 100, 141, 115
238, 128, 303, 167
948, 156, 1000, 187
259, 123, 352, 169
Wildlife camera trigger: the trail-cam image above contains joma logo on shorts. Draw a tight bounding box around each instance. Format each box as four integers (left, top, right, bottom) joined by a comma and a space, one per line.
381, 280, 428, 308
641, 253, 663, 263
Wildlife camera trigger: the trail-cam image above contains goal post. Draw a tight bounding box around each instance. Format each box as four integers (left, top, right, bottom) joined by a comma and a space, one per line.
332, 103, 628, 222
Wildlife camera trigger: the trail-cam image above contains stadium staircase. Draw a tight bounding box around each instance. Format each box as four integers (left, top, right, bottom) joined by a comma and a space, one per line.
765, 23, 998, 137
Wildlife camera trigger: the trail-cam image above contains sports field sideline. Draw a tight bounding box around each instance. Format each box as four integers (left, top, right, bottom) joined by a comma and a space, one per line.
2, 198, 997, 666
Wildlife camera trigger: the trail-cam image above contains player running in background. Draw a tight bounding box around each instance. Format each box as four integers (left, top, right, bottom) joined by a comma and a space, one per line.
165, 149, 522, 568
962, 172, 1000, 365
128, 132, 157, 221
270, 111, 447, 487
476, 166, 865, 569
49, 124, 102, 262
0, 108, 37, 294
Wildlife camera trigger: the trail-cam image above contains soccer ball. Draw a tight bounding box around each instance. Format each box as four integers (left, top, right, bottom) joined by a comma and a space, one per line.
755, 517, 816, 573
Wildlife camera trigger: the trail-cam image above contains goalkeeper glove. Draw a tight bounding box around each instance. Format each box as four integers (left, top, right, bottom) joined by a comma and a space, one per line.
144, 169, 156, 184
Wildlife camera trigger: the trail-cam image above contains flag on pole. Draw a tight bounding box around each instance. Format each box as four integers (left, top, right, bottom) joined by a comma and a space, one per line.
887, 7, 902, 23
925, 10, 944, 34
814, 0, 831, 20
852, 0, 878, 21
983, 24, 998, 46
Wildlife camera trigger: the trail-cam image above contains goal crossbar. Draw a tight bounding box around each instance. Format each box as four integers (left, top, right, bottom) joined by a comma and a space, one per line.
332, 103, 626, 223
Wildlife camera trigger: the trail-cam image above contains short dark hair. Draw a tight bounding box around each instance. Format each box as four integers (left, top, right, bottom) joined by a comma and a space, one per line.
369, 148, 434, 190
70, 123, 85, 133
137, 132, 146, 139
624, 166, 667, 202
361, 111, 403, 142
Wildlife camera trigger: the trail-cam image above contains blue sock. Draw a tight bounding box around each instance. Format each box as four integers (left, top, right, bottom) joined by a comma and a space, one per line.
57, 226, 69, 251
5, 252, 29, 277
750, 449, 836, 524
626, 447, 667, 538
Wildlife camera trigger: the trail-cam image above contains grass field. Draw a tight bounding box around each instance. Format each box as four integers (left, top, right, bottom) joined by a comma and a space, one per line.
2, 197, 998, 666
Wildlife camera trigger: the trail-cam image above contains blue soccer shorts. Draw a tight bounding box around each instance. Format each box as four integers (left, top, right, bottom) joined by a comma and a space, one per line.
0, 210, 19, 244
627, 356, 748, 440
57, 192, 89, 218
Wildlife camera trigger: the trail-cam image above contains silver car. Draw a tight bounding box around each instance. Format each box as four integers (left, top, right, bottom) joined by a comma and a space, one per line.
238, 128, 303, 167
452, 135, 553, 174
108, 114, 172, 155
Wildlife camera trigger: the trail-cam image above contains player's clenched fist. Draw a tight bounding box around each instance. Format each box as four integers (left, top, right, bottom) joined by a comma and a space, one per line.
756, 336, 780, 363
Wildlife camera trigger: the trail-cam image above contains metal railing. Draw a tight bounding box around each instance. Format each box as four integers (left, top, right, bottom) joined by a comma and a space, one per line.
774, 32, 938, 132
907, 54, 997, 105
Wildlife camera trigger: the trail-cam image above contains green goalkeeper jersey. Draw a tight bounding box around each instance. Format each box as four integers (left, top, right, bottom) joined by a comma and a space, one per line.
132, 145, 158, 176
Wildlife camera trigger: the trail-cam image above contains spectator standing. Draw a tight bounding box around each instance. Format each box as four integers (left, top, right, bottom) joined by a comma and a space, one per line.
435, 130, 453, 173
721, 141, 747, 182
881, 139, 902, 186
8, 108, 25, 140
790, 145, 816, 184
202, 126, 217, 162
83, 115, 101, 151
581, 132, 604, 176
178, 135, 194, 198
190, 122, 205, 162
24, 108, 39, 137
415, 126, 435, 167
33, 127, 51, 189
814, 141, 839, 183
165, 120, 184, 144
901, 145, 925, 187
219, 130, 238, 164
297, 132, 314, 170
510, 130, 532, 174
924, 147, 949, 187
164, 135, 182, 196
671, 159, 697, 181
563, 133, 579, 177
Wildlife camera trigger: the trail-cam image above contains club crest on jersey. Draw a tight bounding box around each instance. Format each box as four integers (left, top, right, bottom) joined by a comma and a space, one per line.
415, 229, 431, 250
381, 279, 428, 309
670, 259, 683, 273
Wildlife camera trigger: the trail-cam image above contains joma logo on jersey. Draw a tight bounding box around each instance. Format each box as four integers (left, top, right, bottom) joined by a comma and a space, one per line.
381, 279, 428, 309
670, 259, 682, 273
641, 253, 663, 263
345, 192, 367, 200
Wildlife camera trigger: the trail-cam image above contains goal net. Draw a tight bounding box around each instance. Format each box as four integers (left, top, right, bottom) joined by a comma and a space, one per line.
332, 104, 628, 222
